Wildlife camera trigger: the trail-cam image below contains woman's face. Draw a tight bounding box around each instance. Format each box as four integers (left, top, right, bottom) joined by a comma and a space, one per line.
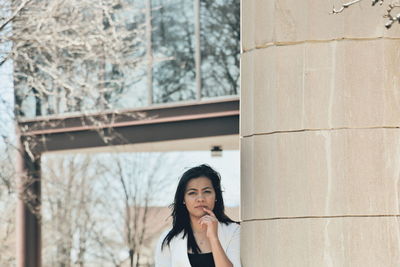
184, 176, 216, 219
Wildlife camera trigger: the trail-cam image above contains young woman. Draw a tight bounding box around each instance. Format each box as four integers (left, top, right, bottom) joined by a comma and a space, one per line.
155, 164, 241, 267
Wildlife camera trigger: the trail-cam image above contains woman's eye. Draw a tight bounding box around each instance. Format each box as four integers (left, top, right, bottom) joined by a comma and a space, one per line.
204, 191, 211, 194
188, 192, 196, 195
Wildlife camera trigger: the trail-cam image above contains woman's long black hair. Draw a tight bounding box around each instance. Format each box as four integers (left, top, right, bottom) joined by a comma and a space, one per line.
161, 164, 237, 254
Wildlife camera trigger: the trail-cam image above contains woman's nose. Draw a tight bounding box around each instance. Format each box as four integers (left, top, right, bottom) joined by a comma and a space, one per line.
196, 194, 205, 200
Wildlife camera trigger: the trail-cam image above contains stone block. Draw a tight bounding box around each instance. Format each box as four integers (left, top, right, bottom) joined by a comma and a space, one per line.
241, 0, 255, 51
241, 128, 400, 220
242, 0, 400, 50
241, 0, 276, 51
240, 52, 254, 137
241, 217, 400, 267
240, 136, 255, 221
240, 39, 400, 136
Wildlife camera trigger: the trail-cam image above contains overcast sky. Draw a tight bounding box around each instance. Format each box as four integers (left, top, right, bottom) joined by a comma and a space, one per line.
0, 49, 15, 154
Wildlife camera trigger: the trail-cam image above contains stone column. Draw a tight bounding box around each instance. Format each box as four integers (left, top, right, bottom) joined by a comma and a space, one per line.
241, 1, 400, 266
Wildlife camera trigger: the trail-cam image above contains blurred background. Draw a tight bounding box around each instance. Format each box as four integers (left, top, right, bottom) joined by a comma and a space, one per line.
0, 0, 240, 266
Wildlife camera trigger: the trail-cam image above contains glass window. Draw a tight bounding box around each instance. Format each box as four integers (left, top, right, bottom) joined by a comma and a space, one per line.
12, 0, 240, 119
151, 0, 197, 103
13, 0, 148, 118
200, 0, 240, 98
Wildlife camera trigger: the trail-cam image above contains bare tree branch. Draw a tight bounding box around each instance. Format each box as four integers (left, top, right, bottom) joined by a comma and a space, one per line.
384, 3, 400, 28
331, 0, 364, 14
0, 0, 32, 32
331, 0, 400, 29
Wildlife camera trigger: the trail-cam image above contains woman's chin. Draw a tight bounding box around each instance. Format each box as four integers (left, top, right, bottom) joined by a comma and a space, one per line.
190, 211, 206, 218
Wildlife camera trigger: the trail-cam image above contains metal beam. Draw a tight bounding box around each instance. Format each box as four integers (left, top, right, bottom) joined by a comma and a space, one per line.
19, 98, 239, 154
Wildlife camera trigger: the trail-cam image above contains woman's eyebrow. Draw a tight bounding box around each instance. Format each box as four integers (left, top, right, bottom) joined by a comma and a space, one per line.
186, 186, 213, 192
186, 188, 198, 192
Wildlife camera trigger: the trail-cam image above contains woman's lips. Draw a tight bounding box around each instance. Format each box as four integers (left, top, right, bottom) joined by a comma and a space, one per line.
195, 205, 208, 209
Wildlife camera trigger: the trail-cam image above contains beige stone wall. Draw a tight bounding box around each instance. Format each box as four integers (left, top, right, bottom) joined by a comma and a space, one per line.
241, 0, 400, 266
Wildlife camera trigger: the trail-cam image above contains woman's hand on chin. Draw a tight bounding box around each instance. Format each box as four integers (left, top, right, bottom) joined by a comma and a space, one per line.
199, 207, 219, 240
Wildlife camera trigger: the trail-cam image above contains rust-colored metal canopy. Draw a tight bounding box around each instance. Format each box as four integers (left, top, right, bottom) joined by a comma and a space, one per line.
18, 97, 239, 154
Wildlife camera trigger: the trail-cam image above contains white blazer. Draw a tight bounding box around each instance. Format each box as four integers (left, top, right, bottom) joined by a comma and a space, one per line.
155, 222, 241, 267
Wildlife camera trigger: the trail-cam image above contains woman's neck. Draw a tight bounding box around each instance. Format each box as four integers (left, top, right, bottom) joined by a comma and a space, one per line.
190, 215, 206, 233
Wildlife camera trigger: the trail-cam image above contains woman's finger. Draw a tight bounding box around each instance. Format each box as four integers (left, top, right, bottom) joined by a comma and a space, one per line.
199, 216, 211, 223
203, 207, 216, 217
203, 215, 217, 222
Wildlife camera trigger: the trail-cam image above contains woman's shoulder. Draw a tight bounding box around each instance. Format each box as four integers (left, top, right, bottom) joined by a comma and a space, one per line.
156, 228, 186, 247
156, 228, 171, 246
219, 221, 240, 235
160, 228, 170, 236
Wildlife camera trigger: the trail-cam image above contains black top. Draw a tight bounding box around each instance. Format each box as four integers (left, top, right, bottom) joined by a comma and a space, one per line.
188, 252, 215, 267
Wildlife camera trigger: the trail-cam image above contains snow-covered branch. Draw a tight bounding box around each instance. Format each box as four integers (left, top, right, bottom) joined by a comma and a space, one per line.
331, 0, 400, 29
384, 3, 400, 28
331, 0, 364, 14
